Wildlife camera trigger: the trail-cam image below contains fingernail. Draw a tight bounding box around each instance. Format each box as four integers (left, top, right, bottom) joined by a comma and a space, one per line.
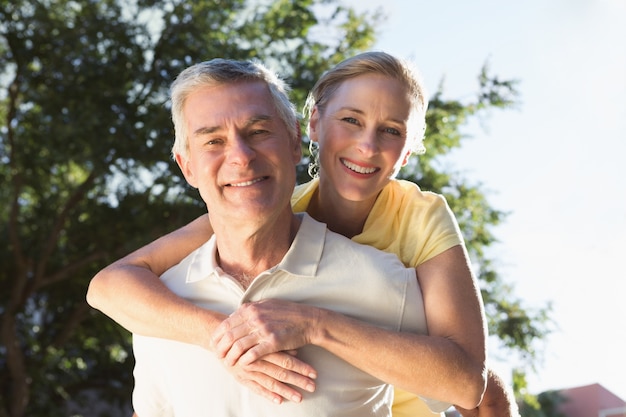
291, 394, 302, 403
306, 383, 315, 392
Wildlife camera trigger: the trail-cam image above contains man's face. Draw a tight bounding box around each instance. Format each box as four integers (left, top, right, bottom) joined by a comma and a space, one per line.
175, 80, 301, 226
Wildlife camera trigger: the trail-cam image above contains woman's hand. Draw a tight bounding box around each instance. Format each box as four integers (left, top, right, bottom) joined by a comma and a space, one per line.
225, 350, 317, 404
212, 300, 319, 403
212, 299, 318, 366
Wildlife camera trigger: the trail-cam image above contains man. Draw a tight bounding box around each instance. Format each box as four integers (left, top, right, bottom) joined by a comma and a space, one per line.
131, 58, 443, 417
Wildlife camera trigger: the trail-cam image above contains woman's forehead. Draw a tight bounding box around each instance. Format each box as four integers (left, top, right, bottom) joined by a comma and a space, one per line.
326, 74, 412, 120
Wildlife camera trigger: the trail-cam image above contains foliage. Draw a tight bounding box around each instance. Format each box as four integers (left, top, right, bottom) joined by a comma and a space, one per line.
0, 0, 549, 415
518, 388, 567, 417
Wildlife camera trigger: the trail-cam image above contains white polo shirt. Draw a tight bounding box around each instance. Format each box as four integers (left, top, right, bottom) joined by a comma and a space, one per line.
133, 213, 445, 417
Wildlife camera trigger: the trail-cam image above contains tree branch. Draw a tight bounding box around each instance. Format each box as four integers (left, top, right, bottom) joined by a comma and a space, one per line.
38, 250, 107, 289
52, 301, 91, 348
32, 171, 97, 290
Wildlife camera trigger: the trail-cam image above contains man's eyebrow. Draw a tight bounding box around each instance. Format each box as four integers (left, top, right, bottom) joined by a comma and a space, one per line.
193, 126, 220, 136
245, 114, 272, 127
192, 115, 273, 136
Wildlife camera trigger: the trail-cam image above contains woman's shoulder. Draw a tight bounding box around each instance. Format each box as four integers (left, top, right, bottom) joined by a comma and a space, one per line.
385, 179, 449, 209
292, 179, 319, 213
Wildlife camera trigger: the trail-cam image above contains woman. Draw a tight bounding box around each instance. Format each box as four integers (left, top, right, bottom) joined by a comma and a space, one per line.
88, 51, 512, 416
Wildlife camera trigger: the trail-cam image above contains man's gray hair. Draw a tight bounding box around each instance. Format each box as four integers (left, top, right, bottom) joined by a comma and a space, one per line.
170, 58, 298, 159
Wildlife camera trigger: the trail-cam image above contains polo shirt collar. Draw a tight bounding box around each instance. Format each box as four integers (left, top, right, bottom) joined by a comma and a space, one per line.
185, 213, 324, 284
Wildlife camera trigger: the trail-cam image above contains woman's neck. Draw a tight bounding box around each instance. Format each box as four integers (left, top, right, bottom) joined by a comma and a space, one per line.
306, 186, 376, 239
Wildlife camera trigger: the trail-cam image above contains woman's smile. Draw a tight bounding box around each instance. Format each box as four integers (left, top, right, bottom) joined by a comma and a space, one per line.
340, 158, 379, 175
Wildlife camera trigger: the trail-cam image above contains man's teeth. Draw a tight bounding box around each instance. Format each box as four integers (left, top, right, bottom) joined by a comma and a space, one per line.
342, 159, 377, 174
229, 177, 264, 187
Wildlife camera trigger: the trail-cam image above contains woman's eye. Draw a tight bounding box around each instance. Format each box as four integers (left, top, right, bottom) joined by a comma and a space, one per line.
342, 117, 359, 125
382, 127, 401, 136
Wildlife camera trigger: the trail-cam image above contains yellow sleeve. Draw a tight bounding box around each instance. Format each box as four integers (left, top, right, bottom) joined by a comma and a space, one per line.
355, 180, 463, 267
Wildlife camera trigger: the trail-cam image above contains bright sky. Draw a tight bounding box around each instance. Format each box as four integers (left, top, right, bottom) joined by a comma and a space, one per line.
344, 0, 626, 400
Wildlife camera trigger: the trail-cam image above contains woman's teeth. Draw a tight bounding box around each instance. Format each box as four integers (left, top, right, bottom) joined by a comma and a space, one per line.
342, 159, 377, 174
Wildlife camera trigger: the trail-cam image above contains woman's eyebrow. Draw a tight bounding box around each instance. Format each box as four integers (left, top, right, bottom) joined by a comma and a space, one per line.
337, 106, 364, 114
338, 106, 406, 125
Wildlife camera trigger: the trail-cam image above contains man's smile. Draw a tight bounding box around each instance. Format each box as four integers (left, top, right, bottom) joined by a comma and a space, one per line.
226, 176, 269, 187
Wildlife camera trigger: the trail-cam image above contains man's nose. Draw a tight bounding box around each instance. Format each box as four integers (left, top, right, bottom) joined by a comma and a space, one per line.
226, 135, 256, 165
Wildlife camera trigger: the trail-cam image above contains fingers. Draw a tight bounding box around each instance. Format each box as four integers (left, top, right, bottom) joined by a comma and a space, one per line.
212, 303, 263, 358
212, 318, 255, 360
241, 377, 299, 404
262, 351, 317, 381
214, 303, 320, 404
236, 376, 293, 405
231, 352, 317, 405
211, 312, 244, 353
214, 326, 277, 366
212, 300, 311, 365
212, 309, 282, 365
246, 357, 317, 397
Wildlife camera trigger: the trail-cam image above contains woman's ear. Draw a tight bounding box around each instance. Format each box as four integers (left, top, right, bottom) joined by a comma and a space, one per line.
309, 106, 320, 143
292, 121, 303, 163
400, 149, 412, 167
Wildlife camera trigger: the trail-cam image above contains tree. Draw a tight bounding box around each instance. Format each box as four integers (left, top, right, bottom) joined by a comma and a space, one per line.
0, 0, 549, 416
518, 388, 567, 417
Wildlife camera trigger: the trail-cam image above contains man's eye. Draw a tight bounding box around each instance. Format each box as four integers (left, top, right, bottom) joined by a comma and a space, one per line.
205, 138, 223, 145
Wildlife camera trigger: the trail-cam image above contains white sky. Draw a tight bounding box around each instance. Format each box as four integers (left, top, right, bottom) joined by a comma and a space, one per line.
344, 0, 626, 400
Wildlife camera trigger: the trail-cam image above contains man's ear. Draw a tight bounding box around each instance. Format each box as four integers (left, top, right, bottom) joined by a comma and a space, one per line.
175, 152, 198, 188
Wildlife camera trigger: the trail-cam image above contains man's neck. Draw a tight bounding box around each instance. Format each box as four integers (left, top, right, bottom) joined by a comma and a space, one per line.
212, 212, 301, 288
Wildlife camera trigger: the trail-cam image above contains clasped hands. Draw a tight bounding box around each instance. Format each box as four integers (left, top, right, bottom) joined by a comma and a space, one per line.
210, 299, 320, 404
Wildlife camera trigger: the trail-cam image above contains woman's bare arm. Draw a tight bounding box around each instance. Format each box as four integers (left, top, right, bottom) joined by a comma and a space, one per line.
212, 245, 488, 410
87, 215, 216, 346
455, 368, 520, 417
87, 214, 317, 403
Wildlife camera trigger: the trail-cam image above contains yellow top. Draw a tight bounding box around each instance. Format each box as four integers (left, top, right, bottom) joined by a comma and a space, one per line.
292, 178, 464, 417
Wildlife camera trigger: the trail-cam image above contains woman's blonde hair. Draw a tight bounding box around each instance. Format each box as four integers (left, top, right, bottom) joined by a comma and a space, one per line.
304, 51, 428, 177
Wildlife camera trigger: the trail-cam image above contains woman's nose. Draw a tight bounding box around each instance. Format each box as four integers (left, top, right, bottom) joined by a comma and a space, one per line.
355, 129, 378, 157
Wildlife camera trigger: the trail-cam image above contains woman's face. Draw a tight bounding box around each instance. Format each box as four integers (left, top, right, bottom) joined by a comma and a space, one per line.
310, 73, 413, 205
